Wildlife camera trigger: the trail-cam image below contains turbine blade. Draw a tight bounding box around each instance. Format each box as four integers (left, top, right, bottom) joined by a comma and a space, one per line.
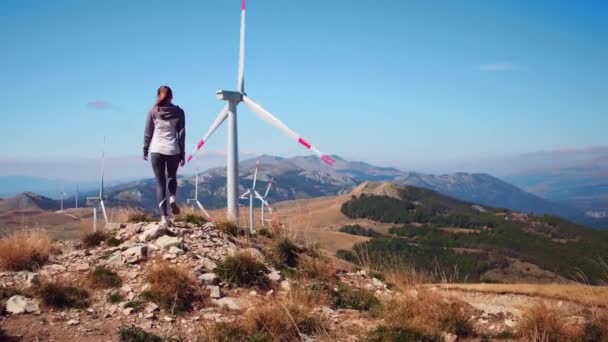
187, 106, 229, 162
240, 189, 251, 199
100, 136, 106, 198
263, 177, 273, 198
252, 159, 259, 189
100, 199, 109, 224
237, 0, 246, 93
242, 96, 336, 166
254, 191, 269, 207
196, 200, 212, 219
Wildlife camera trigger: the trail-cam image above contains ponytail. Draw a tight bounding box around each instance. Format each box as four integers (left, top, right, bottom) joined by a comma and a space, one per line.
155, 85, 173, 111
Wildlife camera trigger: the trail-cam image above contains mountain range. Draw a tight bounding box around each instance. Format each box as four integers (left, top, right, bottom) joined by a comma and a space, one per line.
2, 154, 605, 229
97, 155, 604, 229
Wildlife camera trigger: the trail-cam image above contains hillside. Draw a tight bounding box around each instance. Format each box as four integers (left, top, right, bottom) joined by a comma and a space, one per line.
0, 192, 59, 212
338, 182, 608, 284
92, 155, 595, 227
1, 214, 607, 341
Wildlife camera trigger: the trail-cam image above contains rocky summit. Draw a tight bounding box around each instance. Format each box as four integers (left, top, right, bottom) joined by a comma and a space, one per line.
0, 218, 606, 341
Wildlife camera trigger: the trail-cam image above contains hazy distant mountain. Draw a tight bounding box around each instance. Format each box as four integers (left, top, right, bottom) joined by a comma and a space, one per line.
87, 154, 605, 229
0, 192, 59, 212
0, 176, 98, 198
505, 148, 608, 228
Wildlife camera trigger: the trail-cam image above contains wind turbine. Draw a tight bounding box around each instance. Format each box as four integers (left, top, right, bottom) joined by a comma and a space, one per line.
59, 189, 67, 212
86, 137, 109, 231
259, 176, 273, 228
186, 166, 211, 219
239, 160, 268, 232
187, 0, 336, 222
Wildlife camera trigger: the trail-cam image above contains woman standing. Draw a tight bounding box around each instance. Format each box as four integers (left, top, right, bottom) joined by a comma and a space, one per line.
143, 85, 186, 226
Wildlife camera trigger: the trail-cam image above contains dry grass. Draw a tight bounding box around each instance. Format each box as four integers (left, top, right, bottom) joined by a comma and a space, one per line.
270, 237, 301, 269
215, 251, 270, 289
108, 207, 149, 223
205, 301, 329, 341
434, 283, 608, 308
381, 290, 474, 337
215, 220, 244, 237
518, 303, 608, 342
85, 266, 122, 289
0, 230, 52, 271
81, 230, 107, 248
143, 261, 203, 313
518, 302, 578, 341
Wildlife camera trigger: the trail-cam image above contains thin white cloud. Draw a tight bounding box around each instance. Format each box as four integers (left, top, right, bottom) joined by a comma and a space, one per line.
86, 100, 113, 110
477, 62, 523, 72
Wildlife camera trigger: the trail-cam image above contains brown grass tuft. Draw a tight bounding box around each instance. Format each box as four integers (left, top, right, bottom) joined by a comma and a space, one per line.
81, 231, 107, 248
143, 261, 203, 313
205, 301, 328, 341
215, 251, 269, 289
85, 266, 122, 289
381, 290, 474, 337
215, 220, 244, 237
109, 207, 148, 223
0, 231, 52, 271
35, 281, 90, 309
518, 302, 580, 341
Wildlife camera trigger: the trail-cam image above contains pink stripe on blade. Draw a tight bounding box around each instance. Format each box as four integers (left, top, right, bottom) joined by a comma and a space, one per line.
187, 155, 193, 162
197, 139, 205, 149
321, 155, 336, 166
298, 138, 312, 149
242, 0, 246, 10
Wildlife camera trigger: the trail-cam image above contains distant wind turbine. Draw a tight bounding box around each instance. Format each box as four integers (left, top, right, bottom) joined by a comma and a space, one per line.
87, 137, 109, 231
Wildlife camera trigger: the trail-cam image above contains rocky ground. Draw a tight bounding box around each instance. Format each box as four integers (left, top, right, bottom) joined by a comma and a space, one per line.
0, 219, 606, 341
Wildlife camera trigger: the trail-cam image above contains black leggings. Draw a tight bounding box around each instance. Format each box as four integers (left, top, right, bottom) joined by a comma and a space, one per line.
150, 153, 180, 216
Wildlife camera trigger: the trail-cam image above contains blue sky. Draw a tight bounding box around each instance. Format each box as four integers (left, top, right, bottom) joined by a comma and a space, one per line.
1, 0, 606, 172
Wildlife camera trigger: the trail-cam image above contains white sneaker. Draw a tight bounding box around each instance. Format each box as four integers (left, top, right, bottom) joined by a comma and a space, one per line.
169, 196, 180, 215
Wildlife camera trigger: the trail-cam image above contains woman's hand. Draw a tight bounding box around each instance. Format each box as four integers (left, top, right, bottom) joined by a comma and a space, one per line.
180, 157, 185, 167
143, 153, 148, 161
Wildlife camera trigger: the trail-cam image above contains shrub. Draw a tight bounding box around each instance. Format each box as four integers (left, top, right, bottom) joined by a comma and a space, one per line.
36, 282, 89, 309
118, 325, 163, 342
144, 262, 202, 313
0, 231, 51, 271
332, 282, 381, 312
107, 292, 124, 303
216, 220, 244, 237
82, 231, 107, 248
340, 225, 381, 237
178, 213, 207, 226
207, 322, 270, 342
127, 213, 151, 223
85, 266, 122, 289
257, 228, 273, 238
106, 236, 122, 247
215, 252, 269, 289
271, 237, 301, 268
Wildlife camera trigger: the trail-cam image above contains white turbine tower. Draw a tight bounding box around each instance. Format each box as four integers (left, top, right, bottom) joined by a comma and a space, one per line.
187, 166, 211, 219
187, 0, 335, 222
87, 137, 109, 231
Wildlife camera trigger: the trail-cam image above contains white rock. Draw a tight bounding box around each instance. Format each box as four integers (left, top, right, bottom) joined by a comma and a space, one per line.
280, 280, 291, 292
267, 268, 281, 282
75, 263, 90, 271
163, 316, 174, 322
145, 302, 159, 314
66, 319, 80, 326
139, 225, 167, 242
199, 273, 218, 285
25, 272, 39, 287
212, 297, 244, 311
107, 254, 126, 265
168, 246, 184, 255
441, 332, 458, 342
122, 245, 148, 263
154, 235, 183, 250
6, 296, 40, 315
122, 307, 134, 315
200, 257, 217, 271
208, 286, 221, 299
